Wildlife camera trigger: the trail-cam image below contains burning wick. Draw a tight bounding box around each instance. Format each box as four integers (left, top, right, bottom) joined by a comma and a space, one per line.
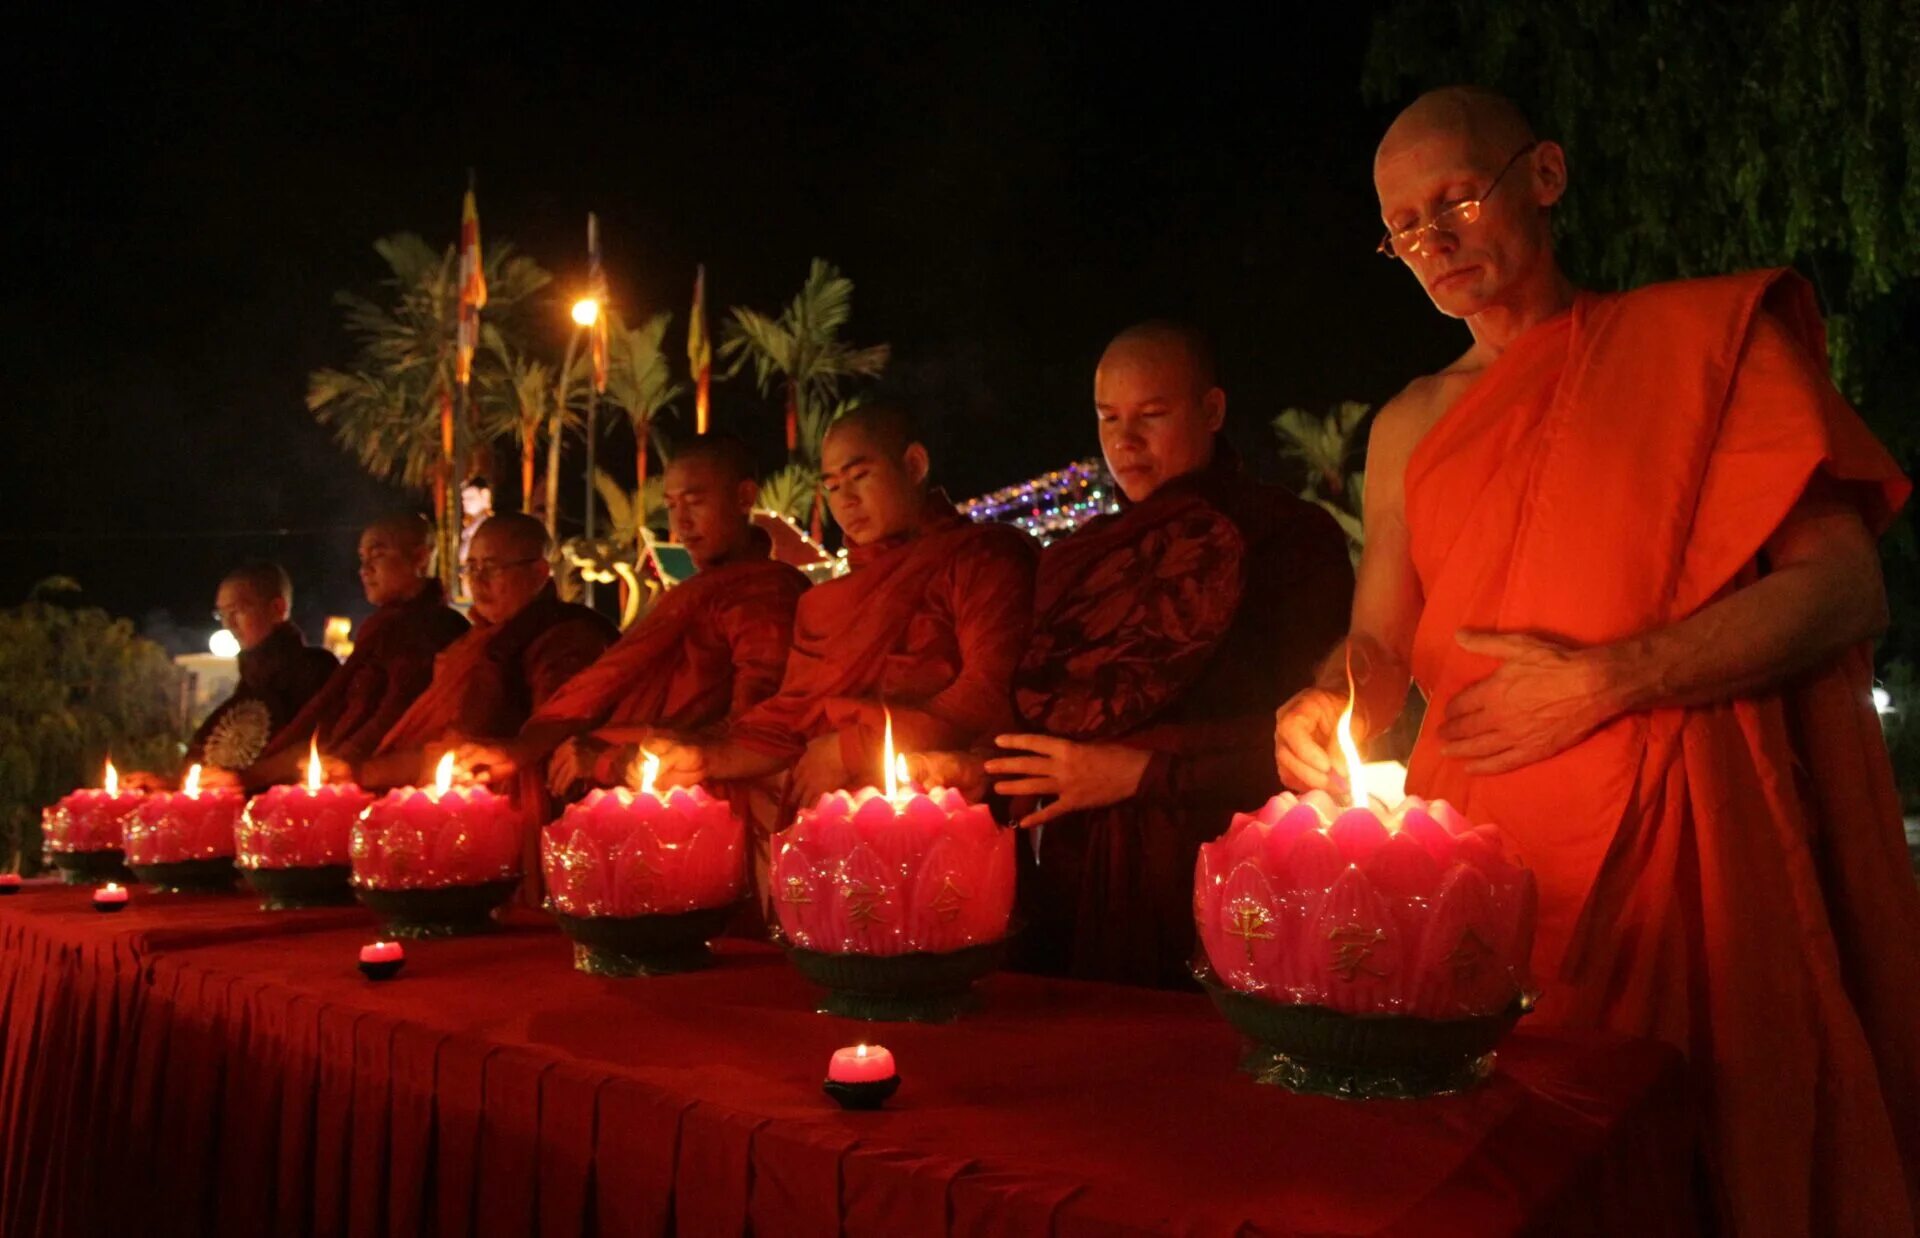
182, 763, 204, 798
633, 749, 662, 797
431, 751, 455, 799
1336, 650, 1368, 810
305, 737, 323, 793
881, 707, 911, 803
104, 757, 120, 796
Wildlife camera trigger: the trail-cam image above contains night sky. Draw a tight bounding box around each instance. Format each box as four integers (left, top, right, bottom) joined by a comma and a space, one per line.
2, 4, 1460, 652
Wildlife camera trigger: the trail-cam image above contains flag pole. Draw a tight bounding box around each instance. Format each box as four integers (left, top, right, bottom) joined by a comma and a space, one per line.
454, 169, 487, 599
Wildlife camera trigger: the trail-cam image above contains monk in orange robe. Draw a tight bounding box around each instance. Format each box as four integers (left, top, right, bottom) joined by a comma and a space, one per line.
454, 438, 808, 800
1275, 87, 1920, 1234
650, 403, 1037, 815
974, 323, 1353, 988
355, 513, 615, 791
242, 514, 468, 788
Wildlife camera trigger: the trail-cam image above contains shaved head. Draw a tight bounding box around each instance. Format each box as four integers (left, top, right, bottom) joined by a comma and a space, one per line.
222, 561, 292, 606
216, 561, 292, 651
1376, 86, 1537, 173
665, 435, 760, 568
823, 401, 919, 462
476, 512, 550, 560
363, 513, 433, 554
668, 433, 758, 488
358, 513, 435, 606
1101, 321, 1218, 398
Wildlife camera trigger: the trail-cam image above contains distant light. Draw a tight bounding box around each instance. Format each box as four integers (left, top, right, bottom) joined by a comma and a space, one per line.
571, 298, 600, 327
208, 629, 241, 658
1873, 685, 1894, 715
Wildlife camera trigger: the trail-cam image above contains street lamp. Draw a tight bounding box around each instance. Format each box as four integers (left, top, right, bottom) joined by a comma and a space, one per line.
208, 629, 240, 659
570, 297, 600, 327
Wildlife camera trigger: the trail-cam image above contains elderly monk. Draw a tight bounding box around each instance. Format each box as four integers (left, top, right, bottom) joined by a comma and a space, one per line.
240, 514, 468, 789
650, 403, 1037, 813
455, 436, 808, 798
973, 322, 1353, 988
143, 562, 338, 791
1274, 86, 1920, 1234
354, 513, 615, 791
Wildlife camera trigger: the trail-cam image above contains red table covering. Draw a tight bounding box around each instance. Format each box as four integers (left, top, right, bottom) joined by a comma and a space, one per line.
0, 888, 1697, 1237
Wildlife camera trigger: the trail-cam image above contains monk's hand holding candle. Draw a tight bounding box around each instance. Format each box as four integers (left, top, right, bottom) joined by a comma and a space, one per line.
1274, 686, 1354, 793
905, 751, 989, 802
638, 739, 707, 791
1438, 630, 1619, 775
452, 741, 520, 786
987, 734, 1152, 828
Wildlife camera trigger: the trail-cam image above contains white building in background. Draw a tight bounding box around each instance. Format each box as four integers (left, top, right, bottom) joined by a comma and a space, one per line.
172, 651, 238, 737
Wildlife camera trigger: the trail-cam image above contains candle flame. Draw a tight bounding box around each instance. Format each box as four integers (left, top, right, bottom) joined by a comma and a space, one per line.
103, 758, 118, 796
882, 708, 901, 800
855, 1044, 870, 1058
1336, 701, 1366, 810
102, 883, 123, 895
305, 737, 323, 792
183, 763, 203, 798
432, 751, 455, 797
636, 749, 661, 796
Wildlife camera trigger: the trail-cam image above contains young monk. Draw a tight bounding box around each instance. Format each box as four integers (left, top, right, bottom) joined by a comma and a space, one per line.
978, 322, 1352, 988
1274, 86, 1920, 1234
242, 514, 468, 788
454, 436, 808, 798
648, 403, 1037, 811
354, 513, 615, 790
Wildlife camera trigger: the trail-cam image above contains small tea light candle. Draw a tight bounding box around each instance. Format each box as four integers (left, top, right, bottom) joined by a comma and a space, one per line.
358, 940, 405, 981
823, 1043, 901, 1110
93, 882, 129, 913
0, 873, 21, 895
828, 1043, 896, 1083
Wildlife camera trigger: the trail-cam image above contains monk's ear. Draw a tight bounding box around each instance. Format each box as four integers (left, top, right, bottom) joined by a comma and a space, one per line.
1530, 140, 1568, 208
1202, 387, 1226, 434
735, 477, 760, 514
902, 442, 931, 487
267, 593, 290, 623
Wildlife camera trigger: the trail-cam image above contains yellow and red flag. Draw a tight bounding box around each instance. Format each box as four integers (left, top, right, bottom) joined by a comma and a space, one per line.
455, 188, 487, 386
688, 264, 712, 434
587, 213, 610, 394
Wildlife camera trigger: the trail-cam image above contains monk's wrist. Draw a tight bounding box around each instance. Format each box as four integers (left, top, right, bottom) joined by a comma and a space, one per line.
1589, 638, 1657, 720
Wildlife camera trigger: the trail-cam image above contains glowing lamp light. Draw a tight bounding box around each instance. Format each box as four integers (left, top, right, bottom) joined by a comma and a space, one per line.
1873, 685, 1894, 715
571, 297, 601, 327
209, 629, 241, 658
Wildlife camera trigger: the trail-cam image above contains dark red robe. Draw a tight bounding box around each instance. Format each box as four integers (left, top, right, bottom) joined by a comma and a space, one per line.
366, 583, 615, 787
729, 495, 1037, 793
186, 622, 338, 770
1014, 449, 1354, 988
253, 580, 469, 779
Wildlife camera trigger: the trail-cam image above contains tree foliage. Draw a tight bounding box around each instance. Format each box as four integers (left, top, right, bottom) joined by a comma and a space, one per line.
0, 580, 183, 872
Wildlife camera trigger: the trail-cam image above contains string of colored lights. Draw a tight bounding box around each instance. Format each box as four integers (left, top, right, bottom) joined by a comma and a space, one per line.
959, 457, 1119, 543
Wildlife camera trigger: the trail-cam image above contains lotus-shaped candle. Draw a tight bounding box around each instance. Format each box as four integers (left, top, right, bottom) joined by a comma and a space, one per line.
237, 740, 373, 908
1193, 699, 1537, 1098
125, 764, 243, 892
350, 752, 523, 936
772, 712, 1014, 1021
541, 753, 748, 975
43, 758, 140, 883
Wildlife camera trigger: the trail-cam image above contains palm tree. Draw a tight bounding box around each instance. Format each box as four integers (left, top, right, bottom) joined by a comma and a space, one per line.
474, 343, 563, 513
308, 232, 551, 580
721, 259, 888, 536
600, 310, 685, 490
1273, 401, 1369, 560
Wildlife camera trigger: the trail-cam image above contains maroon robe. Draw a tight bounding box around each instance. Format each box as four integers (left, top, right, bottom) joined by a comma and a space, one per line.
367, 583, 615, 787
254, 580, 468, 778
1014, 449, 1354, 987
186, 622, 338, 770
729, 495, 1037, 793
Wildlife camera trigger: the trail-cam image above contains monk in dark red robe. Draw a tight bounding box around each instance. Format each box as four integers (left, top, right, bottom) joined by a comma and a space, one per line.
650, 404, 1036, 817
455, 438, 807, 798
241, 515, 468, 789
145, 562, 337, 791
355, 514, 615, 791
1276, 88, 1920, 1233
965, 324, 1353, 988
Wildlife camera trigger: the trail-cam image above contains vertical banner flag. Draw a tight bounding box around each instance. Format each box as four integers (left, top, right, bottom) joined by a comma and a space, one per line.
688, 264, 712, 435
456, 188, 487, 386
587, 212, 610, 394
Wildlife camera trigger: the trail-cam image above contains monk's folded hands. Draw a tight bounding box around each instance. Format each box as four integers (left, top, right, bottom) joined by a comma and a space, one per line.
1438, 630, 1618, 775
986, 734, 1153, 828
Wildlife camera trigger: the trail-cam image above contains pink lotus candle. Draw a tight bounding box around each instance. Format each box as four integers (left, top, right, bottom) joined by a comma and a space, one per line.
358, 939, 405, 980
93, 882, 129, 912
45, 759, 144, 854
827, 1042, 896, 1083
238, 740, 374, 871
125, 764, 244, 866
543, 752, 745, 917
350, 753, 521, 891
773, 713, 1013, 956
1194, 704, 1536, 1020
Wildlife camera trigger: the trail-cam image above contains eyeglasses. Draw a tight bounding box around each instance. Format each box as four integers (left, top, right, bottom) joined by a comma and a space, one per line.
460, 556, 542, 582
1377, 141, 1541, 260
212, 603, 258, 625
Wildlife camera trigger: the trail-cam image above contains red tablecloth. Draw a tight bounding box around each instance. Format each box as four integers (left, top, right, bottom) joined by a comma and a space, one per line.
1, 890, 1698, 1237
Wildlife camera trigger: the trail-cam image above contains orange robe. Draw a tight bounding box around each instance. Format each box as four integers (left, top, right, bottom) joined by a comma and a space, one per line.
729, 496, 1037, 794
1405, 269, 1920, 1235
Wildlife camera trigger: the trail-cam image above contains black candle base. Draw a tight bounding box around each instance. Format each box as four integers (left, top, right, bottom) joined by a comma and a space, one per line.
358, 958, 405, 981
822, 1075, 901, 1111
93, 900, 128, 914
